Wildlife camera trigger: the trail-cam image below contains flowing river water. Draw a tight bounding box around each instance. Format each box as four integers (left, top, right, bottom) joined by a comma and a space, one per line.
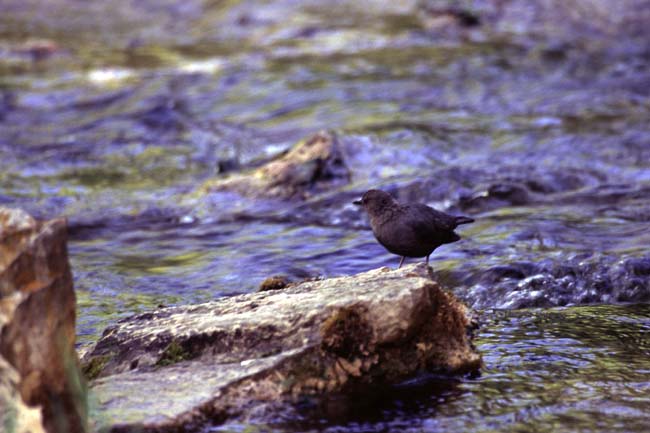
1, 1, 649, 431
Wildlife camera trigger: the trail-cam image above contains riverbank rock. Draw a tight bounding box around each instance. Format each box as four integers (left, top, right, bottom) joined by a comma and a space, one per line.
83, 263, 481, 432
0, 207, 87, 433
198, 130, 350, 199
0, 358, 45, 433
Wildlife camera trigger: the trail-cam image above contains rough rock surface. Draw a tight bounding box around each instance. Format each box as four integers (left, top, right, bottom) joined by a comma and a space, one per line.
0, 358, 45, 433
199, 130, 350, 199
83, 263, 480, 432
0, 207, 87, 433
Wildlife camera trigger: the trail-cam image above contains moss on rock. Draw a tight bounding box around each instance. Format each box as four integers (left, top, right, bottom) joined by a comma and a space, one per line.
81, 355, 112, 381
155, 340, 192, 367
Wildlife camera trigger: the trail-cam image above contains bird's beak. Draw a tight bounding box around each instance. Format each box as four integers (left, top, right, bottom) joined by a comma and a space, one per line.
353, 199, 362, 206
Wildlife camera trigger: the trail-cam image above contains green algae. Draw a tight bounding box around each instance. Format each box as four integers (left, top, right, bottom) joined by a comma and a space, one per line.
156, 340, 192, 367
81, 355, 112, 381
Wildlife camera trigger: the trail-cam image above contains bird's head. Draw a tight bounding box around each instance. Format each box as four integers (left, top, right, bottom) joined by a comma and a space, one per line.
353, 189, 396, 215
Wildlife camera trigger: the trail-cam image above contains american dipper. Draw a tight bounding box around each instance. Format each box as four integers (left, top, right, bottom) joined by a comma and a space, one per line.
354, 189, 474, 268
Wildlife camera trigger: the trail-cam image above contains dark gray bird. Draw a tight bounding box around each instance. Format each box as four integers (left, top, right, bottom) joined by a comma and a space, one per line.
354, 189, 474, 268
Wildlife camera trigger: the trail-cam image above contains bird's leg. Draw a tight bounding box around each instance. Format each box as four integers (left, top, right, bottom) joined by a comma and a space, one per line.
398, 256, 405, 268
426, 255, 430, 266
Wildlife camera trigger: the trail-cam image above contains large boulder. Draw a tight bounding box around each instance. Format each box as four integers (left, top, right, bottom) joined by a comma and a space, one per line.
83, 263, 481, 432
0, 207, 87, 433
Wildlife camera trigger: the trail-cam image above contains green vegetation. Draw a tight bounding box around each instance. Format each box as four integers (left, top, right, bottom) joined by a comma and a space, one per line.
155, 340, 192, 367
81, 355, 112, 381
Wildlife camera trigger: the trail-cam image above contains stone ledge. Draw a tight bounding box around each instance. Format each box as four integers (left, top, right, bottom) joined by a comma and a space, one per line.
84, 263, 481, 432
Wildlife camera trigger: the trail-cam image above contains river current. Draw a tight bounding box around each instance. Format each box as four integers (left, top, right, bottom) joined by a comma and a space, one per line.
1, 1, 649, 431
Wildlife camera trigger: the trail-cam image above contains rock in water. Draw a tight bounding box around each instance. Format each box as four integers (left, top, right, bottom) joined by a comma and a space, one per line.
198, 130, 350, 199
354, 189, 474, 268
0, 207, 87, 433
83, 263, 481, 432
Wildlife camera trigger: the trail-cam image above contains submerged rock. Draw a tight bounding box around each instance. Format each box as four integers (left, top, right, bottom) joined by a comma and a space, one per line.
458, 255, 650, 309
83, 263, 480, 432
198, 130, 350, 199
0, 207, 87, 433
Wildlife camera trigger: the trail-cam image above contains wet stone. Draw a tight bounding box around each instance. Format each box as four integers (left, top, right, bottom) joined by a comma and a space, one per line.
624, 257, 650, 277
198, 131, 351, 200
458, 256, 650, 310
82, 264, 480, 432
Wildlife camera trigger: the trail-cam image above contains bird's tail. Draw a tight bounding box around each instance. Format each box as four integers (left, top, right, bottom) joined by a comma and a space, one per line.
454, 215, 475, 225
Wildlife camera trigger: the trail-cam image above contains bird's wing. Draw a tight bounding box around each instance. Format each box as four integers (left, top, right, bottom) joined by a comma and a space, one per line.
404, 204, 458, 233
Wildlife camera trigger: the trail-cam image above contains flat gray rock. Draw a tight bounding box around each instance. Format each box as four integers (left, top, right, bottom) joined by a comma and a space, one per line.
84, 263, 481, 432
